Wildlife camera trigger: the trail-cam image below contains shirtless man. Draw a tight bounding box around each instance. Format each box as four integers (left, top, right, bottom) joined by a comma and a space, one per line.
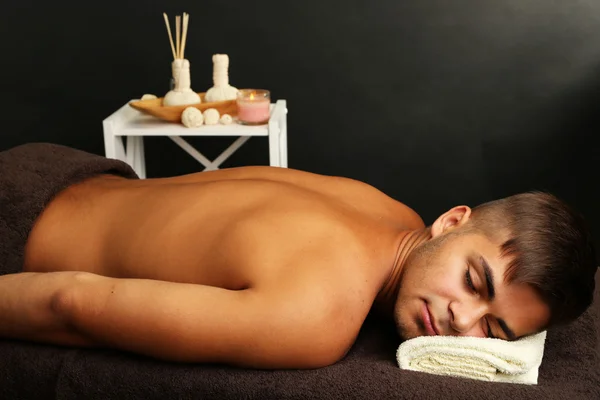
0, 162, 596, 369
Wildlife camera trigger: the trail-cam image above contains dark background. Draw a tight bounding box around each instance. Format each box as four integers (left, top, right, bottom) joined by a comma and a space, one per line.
1, 0, 600, 248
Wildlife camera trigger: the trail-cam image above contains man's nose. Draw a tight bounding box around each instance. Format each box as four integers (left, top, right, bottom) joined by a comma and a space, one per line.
448, 299, 488, 336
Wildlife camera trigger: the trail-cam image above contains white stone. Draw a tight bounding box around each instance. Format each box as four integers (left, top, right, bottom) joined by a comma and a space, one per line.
203, 108, 220, 125
181, 107, 204, 128
220, 114, 233, 125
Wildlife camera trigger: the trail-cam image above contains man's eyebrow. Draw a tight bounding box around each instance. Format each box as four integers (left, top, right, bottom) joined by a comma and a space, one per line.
498, 318, 517, 341
479, 256, 517, 341
480, 256, 496, 300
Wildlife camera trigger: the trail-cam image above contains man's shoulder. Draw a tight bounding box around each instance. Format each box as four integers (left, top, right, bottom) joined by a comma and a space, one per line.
260, 227, 380, 321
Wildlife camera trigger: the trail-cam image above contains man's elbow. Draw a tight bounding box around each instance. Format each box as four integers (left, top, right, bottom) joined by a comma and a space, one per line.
300, 349, 347, 369
270, 337, 352, 369
212, 337, 349, 370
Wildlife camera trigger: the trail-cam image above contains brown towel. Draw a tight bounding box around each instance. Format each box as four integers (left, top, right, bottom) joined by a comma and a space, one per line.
0, 142, 138, 276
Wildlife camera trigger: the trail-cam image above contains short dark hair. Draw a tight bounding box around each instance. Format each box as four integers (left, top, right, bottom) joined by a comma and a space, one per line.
470, 191, 597, 328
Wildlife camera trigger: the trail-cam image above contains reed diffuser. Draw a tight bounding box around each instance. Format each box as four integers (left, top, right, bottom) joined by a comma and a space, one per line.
162, 12, 201, 106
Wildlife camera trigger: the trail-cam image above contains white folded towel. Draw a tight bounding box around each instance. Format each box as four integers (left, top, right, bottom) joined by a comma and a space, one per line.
396, 331, 547, 384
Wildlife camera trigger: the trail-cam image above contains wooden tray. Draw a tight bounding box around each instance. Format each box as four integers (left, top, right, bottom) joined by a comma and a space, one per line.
129, 92, 238, 122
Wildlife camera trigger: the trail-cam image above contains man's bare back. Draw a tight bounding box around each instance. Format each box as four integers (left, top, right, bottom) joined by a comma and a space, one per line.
16, 166, 424, 368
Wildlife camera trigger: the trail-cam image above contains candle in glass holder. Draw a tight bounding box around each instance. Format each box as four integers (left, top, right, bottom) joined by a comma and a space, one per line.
236, 89, 270, 125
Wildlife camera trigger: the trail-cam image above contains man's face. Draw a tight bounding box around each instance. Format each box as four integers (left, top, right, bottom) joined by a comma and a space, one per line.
393, 206, 550, 341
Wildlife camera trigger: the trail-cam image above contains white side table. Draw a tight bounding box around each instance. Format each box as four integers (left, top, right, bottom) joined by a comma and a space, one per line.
102, 100, 288, 178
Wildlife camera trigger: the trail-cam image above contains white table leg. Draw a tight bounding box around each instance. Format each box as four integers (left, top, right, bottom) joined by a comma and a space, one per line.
128, 136, 146, 179
103, 106, 130, 162
124, 136, 147, 179
103, 132, 126, 162
279, 101, 288, 168
136, 137, 146, 179
126, 136, 135, 166
268, 120, 281, 167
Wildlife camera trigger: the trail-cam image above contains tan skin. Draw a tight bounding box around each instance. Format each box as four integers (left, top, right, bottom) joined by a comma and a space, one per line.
0, 166, 550, 369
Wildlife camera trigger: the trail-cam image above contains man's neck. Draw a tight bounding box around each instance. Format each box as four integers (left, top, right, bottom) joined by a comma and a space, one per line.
373, 228, 431, 318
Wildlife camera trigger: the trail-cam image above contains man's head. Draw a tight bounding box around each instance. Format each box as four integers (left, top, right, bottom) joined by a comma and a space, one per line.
393, 191, 597, 341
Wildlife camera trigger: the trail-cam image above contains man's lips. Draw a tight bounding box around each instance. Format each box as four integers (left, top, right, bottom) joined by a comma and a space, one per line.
422, 302, 439, 335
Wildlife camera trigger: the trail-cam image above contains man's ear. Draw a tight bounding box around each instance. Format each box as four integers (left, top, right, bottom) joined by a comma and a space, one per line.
430, 205, 472, 238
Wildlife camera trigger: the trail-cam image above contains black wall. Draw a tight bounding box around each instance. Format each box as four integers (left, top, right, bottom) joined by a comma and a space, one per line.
2, 0, 600, 248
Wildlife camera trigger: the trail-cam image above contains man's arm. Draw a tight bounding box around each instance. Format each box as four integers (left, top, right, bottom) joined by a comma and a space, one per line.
0, 271, 347, 369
